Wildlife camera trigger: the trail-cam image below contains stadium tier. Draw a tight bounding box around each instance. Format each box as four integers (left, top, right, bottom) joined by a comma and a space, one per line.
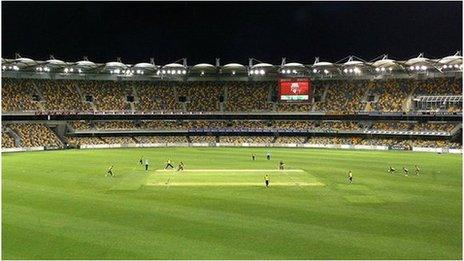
1, 119, 461, 150
1, 74, 462, 152
2, 77, 462, 114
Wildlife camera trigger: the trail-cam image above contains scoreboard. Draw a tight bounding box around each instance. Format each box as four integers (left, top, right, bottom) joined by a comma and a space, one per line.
279, 78, 311, 102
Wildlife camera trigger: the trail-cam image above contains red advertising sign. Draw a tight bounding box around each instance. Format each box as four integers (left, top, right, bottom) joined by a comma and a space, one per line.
279, 78, 311, 101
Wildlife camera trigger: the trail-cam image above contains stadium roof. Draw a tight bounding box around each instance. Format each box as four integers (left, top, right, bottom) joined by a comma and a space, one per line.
251, 63, 274, 68
223, 63, 246, 68
282, 62, 305, 67
133, 62, 156, 69
163, 63, 185, 68
45, 59, 66, 66
405, 54, 430, 65
438, 53, 462, 65
192, 63, 215, 68
76, 60, 97, 68
313, 61, 334, 67
105, 61, 127, 68
2, 52, 462, 77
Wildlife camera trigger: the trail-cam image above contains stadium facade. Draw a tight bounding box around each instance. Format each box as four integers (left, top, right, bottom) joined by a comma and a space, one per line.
1, 52, 462, 154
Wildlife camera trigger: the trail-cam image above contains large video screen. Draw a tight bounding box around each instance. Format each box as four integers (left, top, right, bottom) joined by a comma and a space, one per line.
279, 78, 311, 101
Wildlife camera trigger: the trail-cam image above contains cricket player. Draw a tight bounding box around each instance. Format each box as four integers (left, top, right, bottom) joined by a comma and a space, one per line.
177, 161, 184, 171
266, 152, 271, 160
403, 166, 409, 176
388, 166, 396, 173
348, 170, 353, 184
279, 160, 285, 170
415, 165, 420, 175
139, 156, 143, 165
145, 159, 149, 171
264, 174, 270, 188
106, 165, 114, 177
165, 159, 174, 169
252, 153, 256, 161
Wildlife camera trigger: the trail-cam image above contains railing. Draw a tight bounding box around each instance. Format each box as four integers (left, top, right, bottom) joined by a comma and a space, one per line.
2, 109, 462, 116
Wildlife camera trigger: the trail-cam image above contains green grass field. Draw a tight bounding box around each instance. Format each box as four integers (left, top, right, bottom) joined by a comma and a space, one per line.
2, 147, 462, 259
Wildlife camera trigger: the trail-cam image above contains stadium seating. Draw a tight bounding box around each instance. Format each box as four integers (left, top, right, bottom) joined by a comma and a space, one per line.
219, 136, 274, 144
67, 136, 106, 145
2, 79, 42, 111
2, 76, 461, 151
274, 136, 306, 143
189, 136, 217, 143
2, 78, 462, 113
2, 132, 15, 148
5, 123, 62, 147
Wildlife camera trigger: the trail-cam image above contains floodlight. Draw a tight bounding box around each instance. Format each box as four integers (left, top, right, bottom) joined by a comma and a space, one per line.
182, 70, 187, 74
292, 69, 297, 74
64, 68, 69, 73
415, 65, 420, 70
232, 71, 236, 75
78, 69, 82, 73
259, 69, 265, 75
2, 65, 6, 70
201, 71, 205, 75
409, 66, 414, 70
162, 70, 166, 74
324, 69, 329, 74
313, 69, 318, 73
380, 67, 386, 72
375, 68, 380, 72
177, 70, 181, 74
443, 65, 448, 69
420, 66, 427, 71
454, 64, 459, 68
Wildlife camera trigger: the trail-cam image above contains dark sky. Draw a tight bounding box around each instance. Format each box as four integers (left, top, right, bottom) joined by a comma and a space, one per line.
2, 1, 462, 65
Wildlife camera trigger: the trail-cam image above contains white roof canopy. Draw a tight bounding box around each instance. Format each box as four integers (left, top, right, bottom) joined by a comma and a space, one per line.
282, 62, 305, 67
162, 63, 185, 68
133, 63, 156, 69
251, 63, 273, 68
405, 57, 429, 65
192, 63, 215, 68
343, 60, 364, 66
46, 59, 66, 66
438, 55, 463, 65
223, 63, 245, 68
372, 59, 397, 67
105, 62, 127, 68
313, 61, 334, 67
15, 57, 36, 66
76, 60, 97, 67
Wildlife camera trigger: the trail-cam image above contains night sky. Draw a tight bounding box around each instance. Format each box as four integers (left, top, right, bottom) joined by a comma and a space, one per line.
2, 1, 462, 65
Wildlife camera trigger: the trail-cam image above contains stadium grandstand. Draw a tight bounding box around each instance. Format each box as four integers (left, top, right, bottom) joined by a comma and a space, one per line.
1, 52, 462, 153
